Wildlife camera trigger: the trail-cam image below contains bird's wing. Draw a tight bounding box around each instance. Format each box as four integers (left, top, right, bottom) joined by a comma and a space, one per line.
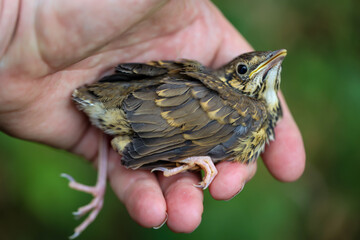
99, 62, 169, 82
121, 79, 258, 169
79, 62, 177, 108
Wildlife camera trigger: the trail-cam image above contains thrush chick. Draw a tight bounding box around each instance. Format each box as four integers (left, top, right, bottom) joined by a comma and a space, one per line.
65, 49, 287, 237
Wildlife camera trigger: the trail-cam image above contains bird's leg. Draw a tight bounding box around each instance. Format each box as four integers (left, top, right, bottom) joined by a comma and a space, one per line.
61, 133, 108, 239
152, 156, 218, 190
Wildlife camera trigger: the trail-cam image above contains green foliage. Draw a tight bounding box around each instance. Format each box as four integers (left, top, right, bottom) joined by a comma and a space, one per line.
1, 0, 359, 239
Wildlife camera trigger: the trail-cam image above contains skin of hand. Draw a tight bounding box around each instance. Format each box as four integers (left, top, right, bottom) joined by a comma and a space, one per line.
0, 0, 305, 232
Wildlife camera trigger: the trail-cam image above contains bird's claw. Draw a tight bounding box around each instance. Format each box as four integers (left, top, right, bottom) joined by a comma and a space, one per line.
152, 156, 218, 189
62, 133, 108, 239
61, 173, 75, 182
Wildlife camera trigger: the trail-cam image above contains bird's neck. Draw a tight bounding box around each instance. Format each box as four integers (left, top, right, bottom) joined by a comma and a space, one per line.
266, 100, 282, 141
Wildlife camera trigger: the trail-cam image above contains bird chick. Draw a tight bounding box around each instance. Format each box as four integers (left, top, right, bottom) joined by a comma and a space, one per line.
64, 49, 287, 238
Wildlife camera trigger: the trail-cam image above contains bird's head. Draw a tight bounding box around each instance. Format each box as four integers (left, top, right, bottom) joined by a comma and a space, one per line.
221, 49, 287, 111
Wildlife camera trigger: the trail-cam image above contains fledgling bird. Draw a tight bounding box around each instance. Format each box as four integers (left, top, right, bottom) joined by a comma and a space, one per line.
63, 49, 287, 238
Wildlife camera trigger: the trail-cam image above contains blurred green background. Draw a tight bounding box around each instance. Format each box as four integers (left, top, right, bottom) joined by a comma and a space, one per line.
1, 0, 359, 239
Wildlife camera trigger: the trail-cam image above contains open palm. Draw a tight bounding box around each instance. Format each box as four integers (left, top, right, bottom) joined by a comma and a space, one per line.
0, 0, 305, 233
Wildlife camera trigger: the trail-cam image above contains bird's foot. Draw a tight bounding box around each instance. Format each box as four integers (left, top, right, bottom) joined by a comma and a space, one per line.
61, 133, 108, 239
61, 173, 105, 239
152, 156, 217, 190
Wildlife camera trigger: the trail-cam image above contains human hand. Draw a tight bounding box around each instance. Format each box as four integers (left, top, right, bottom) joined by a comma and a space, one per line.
0, 0, 305, 232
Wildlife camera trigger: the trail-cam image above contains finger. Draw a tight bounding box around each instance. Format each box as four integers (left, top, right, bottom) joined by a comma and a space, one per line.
35, 0, 166, 68
107, 150, 167, 228
158, 171, 203, 233
35, 0, 201, 71
209, 161, 257, 200
262, 93, 306, 182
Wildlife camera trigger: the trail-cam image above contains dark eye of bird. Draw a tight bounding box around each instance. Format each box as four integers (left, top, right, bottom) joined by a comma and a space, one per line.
237, 64, 248, 75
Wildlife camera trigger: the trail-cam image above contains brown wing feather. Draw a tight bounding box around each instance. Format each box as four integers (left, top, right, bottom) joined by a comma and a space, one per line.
73, 61, 267, 169
121, 78, 261, 169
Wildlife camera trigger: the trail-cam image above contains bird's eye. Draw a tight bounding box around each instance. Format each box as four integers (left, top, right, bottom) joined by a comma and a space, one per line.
237, 64, 248, 75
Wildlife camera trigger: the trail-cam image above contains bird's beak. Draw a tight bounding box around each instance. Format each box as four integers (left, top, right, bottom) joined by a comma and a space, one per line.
249, 49, 287, 79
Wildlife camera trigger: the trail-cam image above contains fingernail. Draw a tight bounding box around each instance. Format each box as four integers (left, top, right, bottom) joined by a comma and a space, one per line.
153, 212, 168, 229
225, 182, 246, 201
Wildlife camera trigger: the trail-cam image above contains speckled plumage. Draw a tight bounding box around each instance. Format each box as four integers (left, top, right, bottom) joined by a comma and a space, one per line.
72, 49, 286, 186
